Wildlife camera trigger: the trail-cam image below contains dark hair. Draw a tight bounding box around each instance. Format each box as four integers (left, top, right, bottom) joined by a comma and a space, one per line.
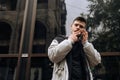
73, 16, 87, 24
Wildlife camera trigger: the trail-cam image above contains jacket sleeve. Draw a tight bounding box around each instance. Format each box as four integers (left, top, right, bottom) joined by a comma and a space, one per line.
48, 39, 73, 63
83, 41, 101, 67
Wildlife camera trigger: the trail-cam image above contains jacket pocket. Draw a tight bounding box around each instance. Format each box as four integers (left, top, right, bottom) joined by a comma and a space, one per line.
55, 66, 64, 76
54, 59, 66, 79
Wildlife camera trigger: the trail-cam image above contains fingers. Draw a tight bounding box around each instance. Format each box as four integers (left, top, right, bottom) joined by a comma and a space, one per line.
81, 29, 88, 43
70, 29, 88, 43
69, 34, 78, 42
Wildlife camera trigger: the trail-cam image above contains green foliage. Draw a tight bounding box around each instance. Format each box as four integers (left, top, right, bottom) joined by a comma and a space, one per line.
87, 0, 120, 52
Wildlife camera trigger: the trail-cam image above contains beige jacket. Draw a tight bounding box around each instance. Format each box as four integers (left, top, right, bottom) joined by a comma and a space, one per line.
48, 39, 101, 80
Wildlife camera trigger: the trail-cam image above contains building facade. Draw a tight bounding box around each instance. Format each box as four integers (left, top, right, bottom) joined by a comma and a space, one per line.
0, 0, 67, 80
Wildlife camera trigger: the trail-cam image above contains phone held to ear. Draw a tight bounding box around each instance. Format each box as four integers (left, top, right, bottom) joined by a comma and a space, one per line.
77, 34, 83, 40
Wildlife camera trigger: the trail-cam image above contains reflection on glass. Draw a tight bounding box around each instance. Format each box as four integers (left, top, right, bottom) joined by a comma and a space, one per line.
31, 68, 42, 80
30, 58, 52, 80
0, 58, 17, 80
0, 0, 17, 11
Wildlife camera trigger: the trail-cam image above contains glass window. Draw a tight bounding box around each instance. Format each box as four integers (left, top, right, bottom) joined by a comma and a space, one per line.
0, 0, 17, 11
0, 22, 11, 54
32, 21, 46, 53
37, 0, 48, 9
0, 58, 17, 80
30, 57, 52, 80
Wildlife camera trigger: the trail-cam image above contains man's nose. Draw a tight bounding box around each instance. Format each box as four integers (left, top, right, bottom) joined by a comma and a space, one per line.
76, 26, 81, 30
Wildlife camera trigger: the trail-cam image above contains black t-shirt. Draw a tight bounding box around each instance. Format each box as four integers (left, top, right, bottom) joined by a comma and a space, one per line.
71, 42, 85, 80
67, 41, 90, 80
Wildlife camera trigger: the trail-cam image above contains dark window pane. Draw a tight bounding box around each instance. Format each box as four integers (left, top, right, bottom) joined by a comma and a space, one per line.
0, 0, 17, 11
30, 57, 52, 80
0, 58, 17, 80
32, 45, 45, 53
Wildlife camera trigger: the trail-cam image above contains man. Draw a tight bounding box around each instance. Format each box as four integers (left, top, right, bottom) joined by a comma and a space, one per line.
48, 16, 101, 80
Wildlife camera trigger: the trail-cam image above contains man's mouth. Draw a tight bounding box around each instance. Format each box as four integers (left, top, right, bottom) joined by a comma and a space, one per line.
74, 29, 80, 32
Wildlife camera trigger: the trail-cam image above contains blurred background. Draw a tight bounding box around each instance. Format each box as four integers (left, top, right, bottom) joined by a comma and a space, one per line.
0, 0, 120, 80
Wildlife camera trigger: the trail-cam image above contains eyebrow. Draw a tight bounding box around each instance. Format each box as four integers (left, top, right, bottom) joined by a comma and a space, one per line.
74, 23, 85, 28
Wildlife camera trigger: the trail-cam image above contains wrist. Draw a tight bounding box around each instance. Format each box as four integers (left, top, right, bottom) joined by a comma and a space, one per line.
68, 38, 74, 44
82, 40, 89, 47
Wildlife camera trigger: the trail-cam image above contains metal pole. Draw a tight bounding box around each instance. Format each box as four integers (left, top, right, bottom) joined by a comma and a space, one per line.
25, 0, 37, 80
15, 0, 29, 79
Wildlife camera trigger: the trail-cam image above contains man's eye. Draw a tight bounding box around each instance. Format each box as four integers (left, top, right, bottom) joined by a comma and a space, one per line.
74, 24, 85, 29
75, 24, 78, 26
80, 25, 84, 28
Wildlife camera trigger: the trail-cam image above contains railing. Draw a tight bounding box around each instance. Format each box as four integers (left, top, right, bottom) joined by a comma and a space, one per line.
0, 52, 120, 58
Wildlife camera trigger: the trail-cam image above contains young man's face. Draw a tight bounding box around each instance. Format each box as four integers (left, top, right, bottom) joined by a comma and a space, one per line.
71, 20, 86, 35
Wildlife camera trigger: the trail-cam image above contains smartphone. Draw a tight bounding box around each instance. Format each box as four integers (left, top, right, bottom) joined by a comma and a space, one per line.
77, 34, 83, 40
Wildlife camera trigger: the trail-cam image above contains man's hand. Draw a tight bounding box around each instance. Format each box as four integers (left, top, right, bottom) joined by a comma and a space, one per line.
81, 29, 88, 43
68, 30, 81, 42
